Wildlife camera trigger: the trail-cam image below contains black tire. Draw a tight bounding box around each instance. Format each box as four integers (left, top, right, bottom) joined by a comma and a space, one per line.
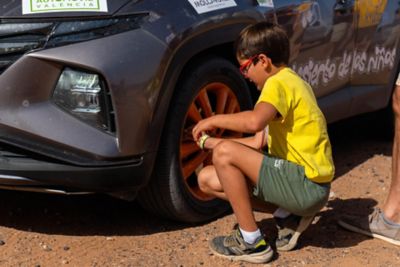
138, 57, 253, 223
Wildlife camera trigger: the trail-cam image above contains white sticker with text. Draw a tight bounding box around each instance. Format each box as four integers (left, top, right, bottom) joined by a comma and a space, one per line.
291, 46, 397, 87
188, 0, 237, 14
257, 0, 274, 8
22, 0, 109, 14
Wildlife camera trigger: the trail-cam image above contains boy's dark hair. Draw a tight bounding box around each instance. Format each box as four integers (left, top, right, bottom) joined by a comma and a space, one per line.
235, 22, 290, 66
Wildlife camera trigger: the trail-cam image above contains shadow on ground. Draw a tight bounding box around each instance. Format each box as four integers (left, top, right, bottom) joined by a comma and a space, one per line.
0, 190, 189, 236
328, 112, 393, 178
258, 196, 378, 259
0, 112, 392, 237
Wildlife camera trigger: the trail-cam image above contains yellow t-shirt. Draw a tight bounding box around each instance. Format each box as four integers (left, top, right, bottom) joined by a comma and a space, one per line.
257, 67, 334, 183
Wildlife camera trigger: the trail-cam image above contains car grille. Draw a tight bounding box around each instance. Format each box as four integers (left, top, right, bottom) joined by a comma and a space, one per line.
0, 22, 54, 74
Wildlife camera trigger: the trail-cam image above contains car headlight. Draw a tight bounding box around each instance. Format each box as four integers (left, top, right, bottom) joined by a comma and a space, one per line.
52, 68, 115, 133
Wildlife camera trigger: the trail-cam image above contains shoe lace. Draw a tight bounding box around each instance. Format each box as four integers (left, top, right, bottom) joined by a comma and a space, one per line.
369, 208, 382, 224
224, 231, 241, 247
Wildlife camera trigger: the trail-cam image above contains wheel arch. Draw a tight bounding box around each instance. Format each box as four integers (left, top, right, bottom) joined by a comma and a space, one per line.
138, 23, 262, 221
139, 54, 254, 222
147, 22, 260, 158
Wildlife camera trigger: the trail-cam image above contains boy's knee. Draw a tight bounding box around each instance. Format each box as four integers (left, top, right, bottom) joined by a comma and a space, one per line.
212, 140, 234, 165
198, 171, 210, 193
198, 167, 216, 194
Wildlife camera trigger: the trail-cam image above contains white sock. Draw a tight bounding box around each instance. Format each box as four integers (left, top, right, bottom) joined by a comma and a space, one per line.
273, 207, 291, 218
239, 227, 262, 244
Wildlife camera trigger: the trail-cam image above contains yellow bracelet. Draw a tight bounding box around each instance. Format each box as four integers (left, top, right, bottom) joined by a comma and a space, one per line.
199, 134, 210, 150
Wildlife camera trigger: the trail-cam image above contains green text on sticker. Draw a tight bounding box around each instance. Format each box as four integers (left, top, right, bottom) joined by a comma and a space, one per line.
29, 0, 103, 12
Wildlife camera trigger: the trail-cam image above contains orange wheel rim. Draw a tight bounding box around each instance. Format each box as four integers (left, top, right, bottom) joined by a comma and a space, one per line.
180, 82, 242, 201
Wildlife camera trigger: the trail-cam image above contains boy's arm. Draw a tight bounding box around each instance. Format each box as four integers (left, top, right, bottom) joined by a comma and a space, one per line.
192, 101, 276, 141
229, 129, 268, 149
202, 129, 268, 150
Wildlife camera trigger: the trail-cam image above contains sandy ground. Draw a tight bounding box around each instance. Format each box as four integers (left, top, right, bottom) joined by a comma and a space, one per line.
0, 114, 399, 267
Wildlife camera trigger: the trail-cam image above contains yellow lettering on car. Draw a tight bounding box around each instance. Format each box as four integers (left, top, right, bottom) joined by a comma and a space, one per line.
355, 0, 387, 28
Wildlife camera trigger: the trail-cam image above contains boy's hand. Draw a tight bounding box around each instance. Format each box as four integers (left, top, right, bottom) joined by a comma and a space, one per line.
192, 117, 216, 141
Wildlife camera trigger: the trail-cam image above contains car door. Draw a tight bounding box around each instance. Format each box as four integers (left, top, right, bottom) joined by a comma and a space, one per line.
351, 0, 394, 85
349, 0, 400, 116
274, 0, 356, 122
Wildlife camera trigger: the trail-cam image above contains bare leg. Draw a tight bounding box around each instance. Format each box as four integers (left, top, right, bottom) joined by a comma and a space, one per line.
211, 140, 266, 232
198, 165, 278, 212
337, 84, 400, 243
198, 165, 228, 201
382, 83, 400, 223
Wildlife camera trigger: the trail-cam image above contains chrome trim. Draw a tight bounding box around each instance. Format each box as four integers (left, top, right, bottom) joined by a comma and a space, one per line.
0, 185, 93, 195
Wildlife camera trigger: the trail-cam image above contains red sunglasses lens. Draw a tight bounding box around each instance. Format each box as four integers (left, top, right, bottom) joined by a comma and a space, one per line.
240, 55, 258, 75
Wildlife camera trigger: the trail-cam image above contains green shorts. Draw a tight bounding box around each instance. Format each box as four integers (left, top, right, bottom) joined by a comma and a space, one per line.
253, 154, 330, 216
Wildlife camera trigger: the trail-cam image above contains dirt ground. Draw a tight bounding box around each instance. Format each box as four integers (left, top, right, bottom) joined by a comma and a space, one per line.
0, 114, 399, 267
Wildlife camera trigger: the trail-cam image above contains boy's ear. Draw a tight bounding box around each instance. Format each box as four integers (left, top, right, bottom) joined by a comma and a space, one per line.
259, 54, 272, 68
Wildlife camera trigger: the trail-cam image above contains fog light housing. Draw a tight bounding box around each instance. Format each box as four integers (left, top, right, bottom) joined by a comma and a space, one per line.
53, 68, 114, 133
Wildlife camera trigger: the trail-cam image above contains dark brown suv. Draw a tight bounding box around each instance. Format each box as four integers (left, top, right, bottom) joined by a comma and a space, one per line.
0, 0, 399, 222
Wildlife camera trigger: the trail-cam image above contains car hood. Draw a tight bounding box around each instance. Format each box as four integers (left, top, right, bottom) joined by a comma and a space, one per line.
0, 0, 136, 18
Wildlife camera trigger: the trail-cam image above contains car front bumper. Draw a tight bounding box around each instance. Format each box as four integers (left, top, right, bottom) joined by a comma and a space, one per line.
0, 25, 169, 194
0, 143, 155, 193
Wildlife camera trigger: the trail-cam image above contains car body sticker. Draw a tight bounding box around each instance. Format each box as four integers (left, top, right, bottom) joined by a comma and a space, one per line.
257, 0, 274, 8
22, 0, 109, 14
188, 0, 237, 14
355, 0, 387, 28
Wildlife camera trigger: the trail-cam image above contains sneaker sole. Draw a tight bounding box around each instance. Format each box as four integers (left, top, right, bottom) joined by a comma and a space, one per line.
338, 220, 400, 246
277, 215, 315, 251
209, 245, 274, 264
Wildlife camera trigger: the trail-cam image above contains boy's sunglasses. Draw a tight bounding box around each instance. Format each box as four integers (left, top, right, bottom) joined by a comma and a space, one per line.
239, 55, 260, 76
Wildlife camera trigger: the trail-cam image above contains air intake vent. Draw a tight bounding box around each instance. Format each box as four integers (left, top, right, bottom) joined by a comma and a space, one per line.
104, 84, 116, 133
0, 22, 54, 74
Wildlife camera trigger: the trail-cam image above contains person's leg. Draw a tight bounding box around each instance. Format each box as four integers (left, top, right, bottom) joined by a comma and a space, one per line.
382, 80, 400, 223
338, 77, 400, 246
198, 165, 227, 200
198, 165, 278, 212
211, 140, 265, 232
206, 140, 273, 263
